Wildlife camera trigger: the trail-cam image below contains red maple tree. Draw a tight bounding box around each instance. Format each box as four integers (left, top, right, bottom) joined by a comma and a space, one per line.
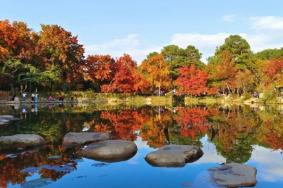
101, 54, 149, 93
176, 65, 210, 96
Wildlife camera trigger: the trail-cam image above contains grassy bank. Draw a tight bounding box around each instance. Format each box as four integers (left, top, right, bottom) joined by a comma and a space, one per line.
184, 95, 283, 106
1, 90, 281, 107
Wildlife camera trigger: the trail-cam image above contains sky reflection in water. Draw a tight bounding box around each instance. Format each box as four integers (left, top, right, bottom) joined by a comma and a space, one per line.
0, 104, 282, 188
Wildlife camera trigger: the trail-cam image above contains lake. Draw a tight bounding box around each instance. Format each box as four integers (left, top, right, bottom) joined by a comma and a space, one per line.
0, 103, 282, 188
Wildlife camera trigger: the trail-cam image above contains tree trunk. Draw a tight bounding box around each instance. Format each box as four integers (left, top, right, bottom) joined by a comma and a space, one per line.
158, 81, 161, 96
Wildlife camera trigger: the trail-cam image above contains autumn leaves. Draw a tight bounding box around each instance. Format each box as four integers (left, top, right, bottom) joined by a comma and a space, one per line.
1, 20, 282, 97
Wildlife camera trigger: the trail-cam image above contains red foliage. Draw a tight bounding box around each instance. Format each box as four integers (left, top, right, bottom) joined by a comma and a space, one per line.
96, 110, 149, 140
0, 20, 36, 63
84, 55, 115, 82
175, 107, 210, 139
38, 24, 85, 84
101, 54, 150, 93
176, 65, 210, 96
263, 59, 283, 84
0, 20, 17, 61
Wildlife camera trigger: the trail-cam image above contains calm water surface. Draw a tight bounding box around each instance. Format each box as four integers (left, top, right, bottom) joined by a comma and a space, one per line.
0, 104, 282, 188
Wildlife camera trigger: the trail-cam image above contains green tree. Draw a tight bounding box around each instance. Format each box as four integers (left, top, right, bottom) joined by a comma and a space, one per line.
208, 35, 256, 95
255, 48, 283, 60
161, 45, 204, 80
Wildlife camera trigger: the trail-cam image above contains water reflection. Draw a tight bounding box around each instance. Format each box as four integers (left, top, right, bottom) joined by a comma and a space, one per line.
0, 104, 282, 187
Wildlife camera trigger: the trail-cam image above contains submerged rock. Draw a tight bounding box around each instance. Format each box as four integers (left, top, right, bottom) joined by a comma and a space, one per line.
0, 115, 19, 125
81, 140, 137, 162
145, 144, 203, 167
62, 132, 111, 148
209, 163, 257, 187
0, 134, 45, 150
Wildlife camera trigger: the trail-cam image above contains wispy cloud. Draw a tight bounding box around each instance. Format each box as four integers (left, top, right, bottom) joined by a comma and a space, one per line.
85, 34, 161, 64
250, 16, 283, 31
84, 16, 283, 64
170, 33, 230, 62
250, 145, 283, 182
223, 14, 236, 22
85, 34, 140, 53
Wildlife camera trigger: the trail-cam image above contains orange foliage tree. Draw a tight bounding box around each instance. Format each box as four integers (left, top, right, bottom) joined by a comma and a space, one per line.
38, 24, 84, 87
263, 59, 283, 87
101, 54, 150, 94
176, 65, 214, 96
83, 55, 115, 91
140, 53, 171, 95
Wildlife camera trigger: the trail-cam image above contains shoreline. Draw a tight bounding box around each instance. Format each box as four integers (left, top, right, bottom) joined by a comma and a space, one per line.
0, 92, 282, 108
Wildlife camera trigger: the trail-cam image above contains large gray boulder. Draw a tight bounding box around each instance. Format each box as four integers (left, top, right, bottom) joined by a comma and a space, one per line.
209, 163, 257, 187
81, 140, 137, 162
145, 144, 203, 167
0, 134, 45, 150
0, 115, 19, 125
62, 132, 111, 148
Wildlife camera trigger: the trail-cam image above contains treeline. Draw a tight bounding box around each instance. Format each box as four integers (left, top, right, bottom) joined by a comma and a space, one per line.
0, 20, 282, 98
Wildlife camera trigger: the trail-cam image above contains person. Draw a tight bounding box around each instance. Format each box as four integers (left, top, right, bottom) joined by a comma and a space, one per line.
31, 93, 35, 102
48, 95, 53, 102
22, 92, 27, 101
34, 92, 38, 103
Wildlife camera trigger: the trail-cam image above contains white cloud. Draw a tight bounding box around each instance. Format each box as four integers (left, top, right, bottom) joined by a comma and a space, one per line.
250, 16, 283, 31
85, 34, 140, 55
170, 16, 283, 62
223, 14, 236, 22
85, 34, 161, 64
248, 16, 283, 51
170, 33, 230, 61
250, 145, 283, 182
84, 16, 283, 64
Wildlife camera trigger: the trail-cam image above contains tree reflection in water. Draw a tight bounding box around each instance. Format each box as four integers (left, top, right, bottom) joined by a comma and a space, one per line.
0, 104, 282, 187
0, 145, 79, 187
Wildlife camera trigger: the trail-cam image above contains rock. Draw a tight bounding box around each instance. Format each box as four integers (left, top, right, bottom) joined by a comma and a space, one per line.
81, 140, 137, 162
145, 144, 203, 167
209, 163, 257, 187
0, 134, 45, 150
62, 132, 111, 148
0, 115, 19, 125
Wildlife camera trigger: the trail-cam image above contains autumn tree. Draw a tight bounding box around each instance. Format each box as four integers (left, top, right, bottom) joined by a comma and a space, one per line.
254, 58, 283, 101
83, 55, 115, 91
207, 50, 237, 94
263, 59, 283, 86
101, 54, 149, 94
161, 45, 204, 80
0, 20, 42, 93
176, 65, 214, 96
38, 24, 84, 90
207, 35, 256, 95
140, 53, 171, 95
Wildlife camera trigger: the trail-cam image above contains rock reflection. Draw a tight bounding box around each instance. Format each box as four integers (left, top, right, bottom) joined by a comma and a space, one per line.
0, 104, 282, 187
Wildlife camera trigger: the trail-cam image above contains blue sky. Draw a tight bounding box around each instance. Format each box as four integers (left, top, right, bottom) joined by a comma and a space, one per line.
1, 0, 283, 63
